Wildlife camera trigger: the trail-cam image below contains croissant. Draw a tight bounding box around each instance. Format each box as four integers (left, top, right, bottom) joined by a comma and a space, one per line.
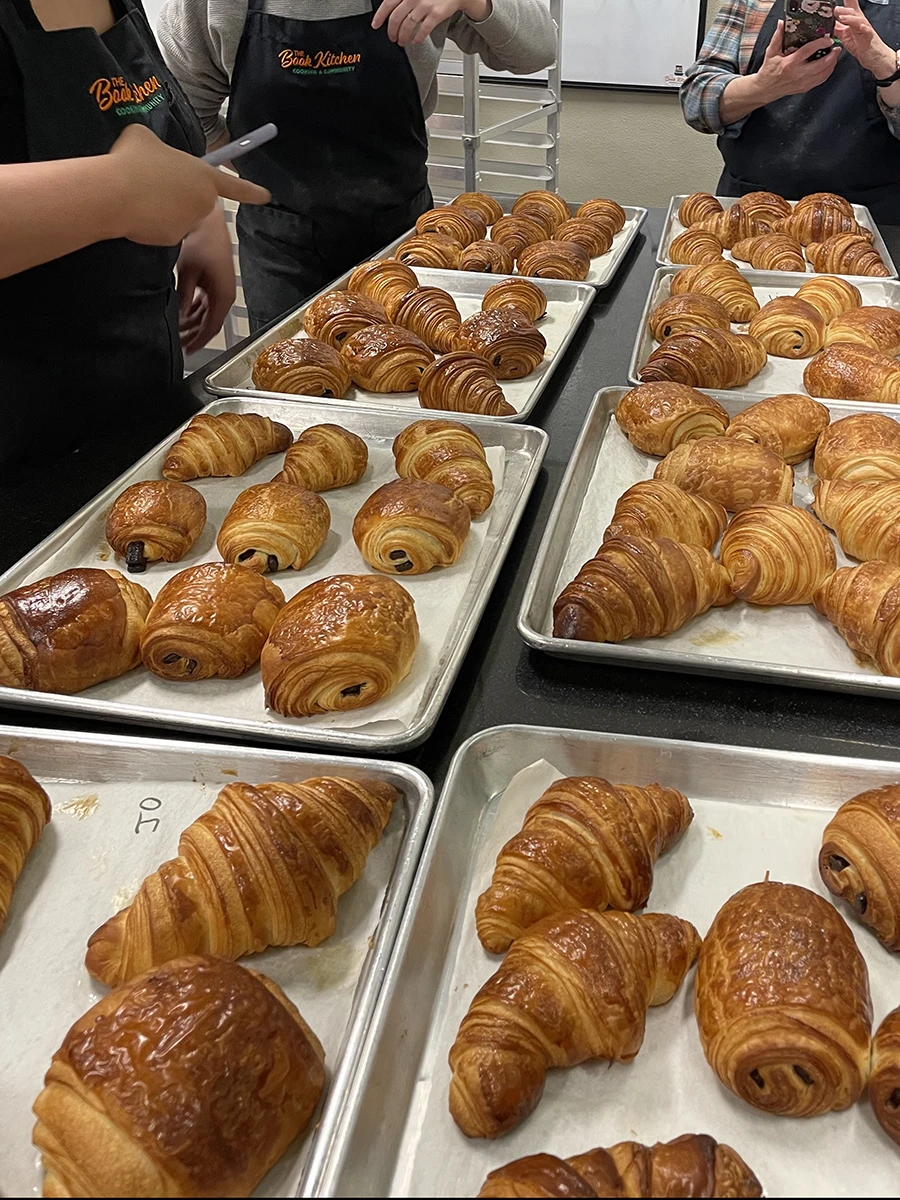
554, 217, 613, 258
302, 290, 389, 348
615, 383, 730, 456
654, 437, 794, 511
797, 191, 854, 217
217, 482, 330, 573
776, 206, 872, 245
814, 561, 900, 674
678, 192, 723, 226
725, 393, 830, 464
512, 189, 572, 231
506, 200, 556, 238
394, 285, 462, 353
0, 568, 151, 694
736, 190, 791, 226
649, 293, 731, 342
340, 324, 434, 392
552, 535, 733, 642
670, 262, 760, 322
105, 480, 206, 573
813, 413, 900, 481
490, 215, 547, 260
458, 239, 514, 275
824, 306, 900, 355
85, 775, 397, 985
638, 328, 766, 390
669, 229, 724, 266
261, 573, 418, 716
576, 197, 627, 234
804, 343, 900, 404
162, 413, 292, 482
516, 239, 591, 281
417, 351, 515, 417
475, 776, 693, 954
870, 1008, 900, 1145
482, 278, 547, 322
347, 257, 418, 320
731, 233, 805, 272
416, 204, 486, 246
448, 909, 700, 1138
602, 480, 727, 550
695, 207, 768, 249
276, 422, 368, 492
0, 755, 51, 933
747, 296, 826, 358
813, 479, 900, 564
250, 336, 351, 397
395, 232, 462, 269
393, 418, 494, 517
794, 274, 862, 323
452, 191, 504, 225
352, 477, 471, 574
720, 502, 836, 604
452, 310, 546, 380
807, 234, 890, 277
33, 956, 326, 1199
140, 562, 285, 681
695, 880, 872, 1116
477, 1136, 764, 1199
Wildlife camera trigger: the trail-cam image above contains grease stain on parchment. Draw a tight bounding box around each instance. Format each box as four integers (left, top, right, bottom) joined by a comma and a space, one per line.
58, 793, 99, 819
688, 629, 742, 649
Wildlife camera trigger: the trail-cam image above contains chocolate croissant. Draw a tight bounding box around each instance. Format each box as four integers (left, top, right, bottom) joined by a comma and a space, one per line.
490, 214, 547, 260
576, 197, 627, 234
654, 436, 794, 511
737, 190, 791, 226
804, 343, 900, 405
393, 418, 494, 517
824, 306, 900, 355
417, 352, 515, 417
603, 480, 727, 550
452, 310, 546, 380
416, 204, 486, 246
695, 880, 872, 1116
678, 192, 723, 227
347, 257, 418, 320
449, 910, 700, 1138
516, 239, 591, 281
0, 568, 151, 694
720, 502, 836, 604
352, 478, 471, 574
482, 278, 547, 322
814, 561, 900, 675
813, 479, 900, 564
670, 262, 760, 322
261, 573, 418, 716
458, 240, 514, 275
725, 393, 830, 464
105, 480, 206, 573
669, 228, 725, 266
615, 382, 730, 456
731, 233, 806, 272
250, 336, 351, 397
276, 422, 368, 492
452, 191, 504, 225
776, 206, 871, 245
340, 324, 434, 392
807, 233, 890, 277
394, 285, 462, 353
512, 189, 572, 231
813, 413, 900, 481
695, 206, 768, 249
870, 1008, 900, 1145
747, 296, 826, 358
797, 191, 854, 217
638, 328, 766, 390
140, 562, 284, 681
0, 755, 51, 933
648, 293, 731, 342
555, 217, 613, 258
395, 232, 462, 269
553, 535, 733, 642
794, 274, 862, 323
162, 413, 292, 482
302, 290, 389, 348
217, 482, 330, 573
475, 775, 693, 953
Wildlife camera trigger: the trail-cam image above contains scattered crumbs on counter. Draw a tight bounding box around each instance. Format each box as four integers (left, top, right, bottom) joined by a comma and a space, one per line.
707, 827, 723, 840
221, 768, 238, 777
688, 628, 741, 649
58, 793, 99, 819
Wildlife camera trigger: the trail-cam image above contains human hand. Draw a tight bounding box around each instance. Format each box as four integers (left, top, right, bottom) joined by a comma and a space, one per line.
753, 20, 841, 103
835, 1, 897, 77
176, 205, 236, 353
372, 0, 491, 47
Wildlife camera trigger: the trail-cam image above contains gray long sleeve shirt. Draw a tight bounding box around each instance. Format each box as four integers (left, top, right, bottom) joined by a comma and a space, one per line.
156, 0, 557, 144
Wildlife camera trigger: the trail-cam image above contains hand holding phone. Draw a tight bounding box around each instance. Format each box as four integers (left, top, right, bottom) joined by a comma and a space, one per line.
783, 0, 837, 55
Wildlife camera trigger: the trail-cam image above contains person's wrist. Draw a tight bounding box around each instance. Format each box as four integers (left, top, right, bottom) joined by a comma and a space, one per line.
462, 0, 492, 22
865, 39, 897, 80
747, 69, 781, 106
95, 151, 132, 241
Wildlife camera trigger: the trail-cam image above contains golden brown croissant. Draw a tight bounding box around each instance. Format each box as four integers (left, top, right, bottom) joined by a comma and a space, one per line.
0, 568, 151, 694
807, 234, 890, 277
394, 285, 462, 353
452, 310, 547, 380
695, 880, 872, 1117
736, 190, 791, 226
554, 216, 613, 258
616, 382, 730, 456
162, 413, 292, 482
670, 262, 760, 322
250, 336, 351, 397
302, 290, 389, 348
458, 240, 515, 275
649, 293, 731, 342
725, 393, 830, 464
452, 191, 504, 225
449, 910, 700, 1138
638, 328, 766, 390
695, 207, 768, 249
490, 214, 548, 260
603, 480, 727, 550
347, 257, 418, 320
516, 239, 591, 281
217, 482, 330, 573
352, 478, 471, 574
552, 535, 733, 642
140, 562, 284, 681
512, 189, 572, 231
393, 418, 494, 517
477, 1136, 764, 1199
417, 352, 515, 417
0, 755, 50, 933
340, 324, 434, 392
105, 480, 206, 573
669, 228, 725, 266
794, 274, 862, 323
654, 437, 794, 511
731, 233, 806, 272
85, 776, 397, 984
870, 1008, 900, 1145
416, 204, 486, 245
804, 343, 900, 404
824, 306, 900, 355
814, 561, 900, 674
576, 197, 627, 234
797, 191, 854, 217
475, 776, 693, 954
776, 206, 872, 245
276, 422, 368, 492
482, 278, 548, 323
395, 232, 462, 269
506, 200, 557, 239
34, 955, 326, 1200
747, 296, 826, 358
813, 479, 900, 564
261, 573, 418, 716
813, 412, 900, 481
678, 192, 723, 227
720, 502, 836, 604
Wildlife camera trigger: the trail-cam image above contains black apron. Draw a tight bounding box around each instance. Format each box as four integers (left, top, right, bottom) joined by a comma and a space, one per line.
228, 0, 432, 330
0, 0, 204, 468
718, 0, 900, 224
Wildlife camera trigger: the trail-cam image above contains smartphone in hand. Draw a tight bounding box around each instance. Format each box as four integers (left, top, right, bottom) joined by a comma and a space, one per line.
783, 0, 837, 55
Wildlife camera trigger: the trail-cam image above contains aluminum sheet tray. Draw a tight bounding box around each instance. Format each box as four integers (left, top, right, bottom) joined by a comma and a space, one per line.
0, 723, 433, 1199
658, 193, 897, 280
518, 386, 900, 699
0, 398, 547, 751
203, 267, 595, 423
313, 723, 900, 1198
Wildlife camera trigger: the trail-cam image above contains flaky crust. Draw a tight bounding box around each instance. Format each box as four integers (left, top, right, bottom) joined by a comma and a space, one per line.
649, 293, 731, 342
555, 217, 613, 258
0, 755, 51, 933
512, 190, 572, 231
347, 257, 418, 320
603, 480, 727, 550
302, 290, 388, 349
517, 239, 591, 281
824, 306, 900, 355
720, 502, 836, 605
654, 436, 794, 510
352, 477, 471, 574
638, 328, 766, 390
489, 215, 546, 260
870, 1007, 900, 1145
813, 479, 900, 565
276, 422, 368, 492
217, 482, 330, 573
251, 336, 351, 397
340, 324, 434, 392
458, 240, 514, 275
452, 191, 504, 225
813, 413, 900, 481
162, 413, 292, 482
576, 198, 627, 234
776, 206, 872, 245
416, 204, 486, 245
105, 481, 206, 572
395, 233, 462, 269
796, 192, 854, 218
807, 234, 890, 277
814, 561, 900, 674
616, 383, 730, 456
736, 190, 791, 226
695, 207, 768, 250
794, 274, 862, 323
482, 278, 548, 323
748, 296, 826, 359
725, 393, 830, 464
393, 418, 493, 517
394, 285, 462, 353
670, 262, 760, 322
731, 233, 805, 272
417, 352, 515, 417
678, 192, 724, 227
452, 310, 546, 380
669, 228, 724, 266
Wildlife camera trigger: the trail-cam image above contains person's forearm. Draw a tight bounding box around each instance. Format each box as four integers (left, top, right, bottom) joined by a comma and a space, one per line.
718, 72, 772, 126
463, 0, 491, 19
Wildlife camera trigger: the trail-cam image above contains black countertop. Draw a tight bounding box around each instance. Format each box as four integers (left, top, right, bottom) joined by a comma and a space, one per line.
3, 208, 900, 787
